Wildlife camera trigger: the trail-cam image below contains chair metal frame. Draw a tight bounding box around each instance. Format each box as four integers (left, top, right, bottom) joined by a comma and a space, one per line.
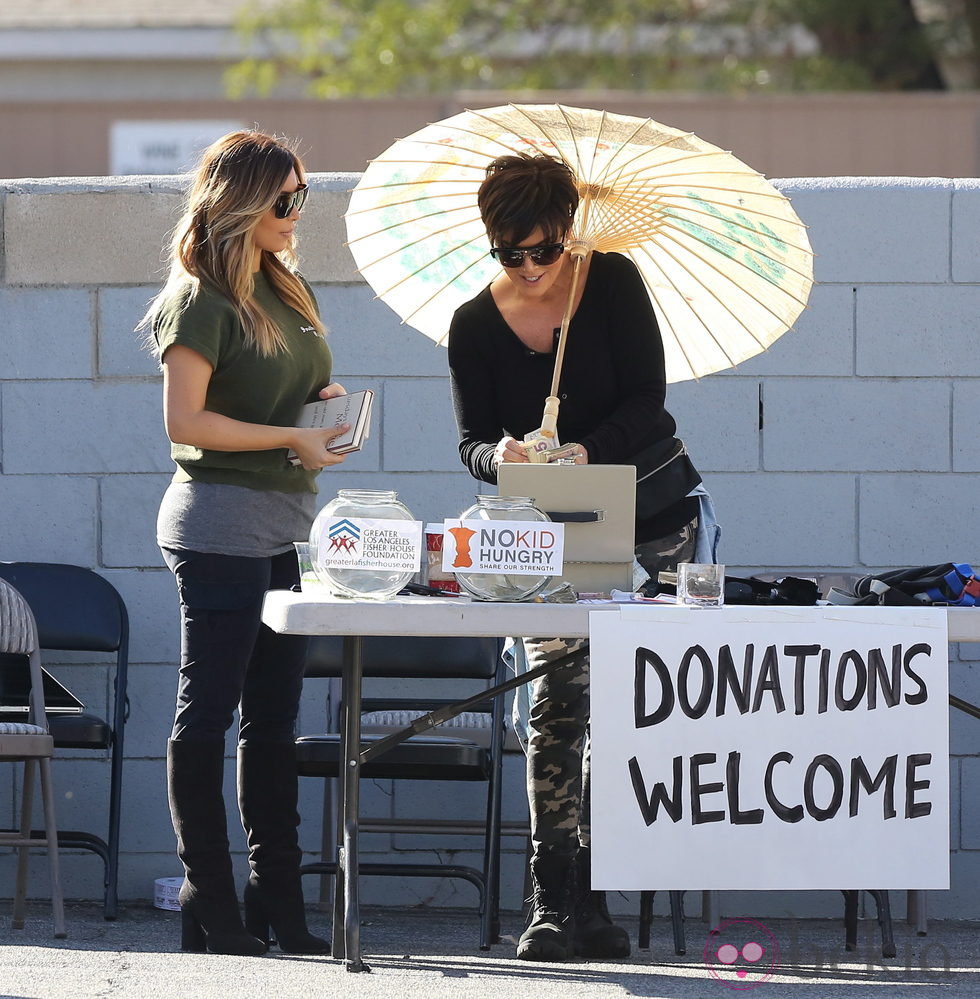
0, 577, 66, 937
0, 562, 129, 920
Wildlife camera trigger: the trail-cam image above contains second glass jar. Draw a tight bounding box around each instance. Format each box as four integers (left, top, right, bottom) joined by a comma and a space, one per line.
452, 495, 553, 602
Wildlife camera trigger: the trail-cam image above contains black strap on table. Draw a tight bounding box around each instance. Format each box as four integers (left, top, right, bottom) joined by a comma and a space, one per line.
359, 644, 589, 764
545, 510, 604, 523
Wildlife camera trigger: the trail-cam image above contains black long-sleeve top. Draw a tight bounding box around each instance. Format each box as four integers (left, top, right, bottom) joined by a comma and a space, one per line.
448, 251, 678, 485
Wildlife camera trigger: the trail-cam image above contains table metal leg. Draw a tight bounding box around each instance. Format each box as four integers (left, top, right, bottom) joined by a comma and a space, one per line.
331, 636, 370, 971
703, 890, 721, 929
908, 889, 928, 936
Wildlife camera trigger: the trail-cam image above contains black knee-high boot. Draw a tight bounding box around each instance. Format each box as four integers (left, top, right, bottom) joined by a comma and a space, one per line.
167, 739, 267, 956
238, 740, 329, 954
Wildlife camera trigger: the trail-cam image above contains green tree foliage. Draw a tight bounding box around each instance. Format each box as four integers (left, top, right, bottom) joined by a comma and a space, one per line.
226, 0, 975, 98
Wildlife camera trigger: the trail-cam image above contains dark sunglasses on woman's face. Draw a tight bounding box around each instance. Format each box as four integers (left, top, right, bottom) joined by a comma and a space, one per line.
273, 184, 309, 219
490, 242, 565, 268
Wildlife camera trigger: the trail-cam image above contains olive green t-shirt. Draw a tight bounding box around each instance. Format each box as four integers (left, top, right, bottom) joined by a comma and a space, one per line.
153, 271, 332, 493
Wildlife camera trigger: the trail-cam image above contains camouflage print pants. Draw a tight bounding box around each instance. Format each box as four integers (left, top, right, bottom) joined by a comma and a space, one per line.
522, 517, 697, 857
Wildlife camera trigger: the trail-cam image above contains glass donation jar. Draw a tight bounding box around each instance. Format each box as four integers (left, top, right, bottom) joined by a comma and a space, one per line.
452, 495, 552, 602
309, 489, 417, 600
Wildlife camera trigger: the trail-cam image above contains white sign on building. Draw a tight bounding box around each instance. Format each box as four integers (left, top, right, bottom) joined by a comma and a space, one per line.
589, 605, 950, 890
110, 120, 243, 175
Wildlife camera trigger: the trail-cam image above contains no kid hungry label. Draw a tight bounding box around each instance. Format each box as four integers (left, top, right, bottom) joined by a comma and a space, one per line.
441, 519, 564, 575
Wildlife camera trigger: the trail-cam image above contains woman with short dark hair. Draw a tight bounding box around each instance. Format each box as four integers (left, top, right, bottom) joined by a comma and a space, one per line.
449, 152, 716, 962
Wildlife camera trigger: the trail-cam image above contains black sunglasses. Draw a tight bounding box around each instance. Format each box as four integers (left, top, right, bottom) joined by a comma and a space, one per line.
490, 242, 565, 268
272, 184, 309, 219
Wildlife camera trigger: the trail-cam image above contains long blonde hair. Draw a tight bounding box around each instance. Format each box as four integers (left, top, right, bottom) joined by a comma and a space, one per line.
141, 130, 325, 355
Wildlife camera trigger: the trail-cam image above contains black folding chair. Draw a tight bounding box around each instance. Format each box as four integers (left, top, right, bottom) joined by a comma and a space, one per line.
296, 635, 507, 950
0, 562, 129, 920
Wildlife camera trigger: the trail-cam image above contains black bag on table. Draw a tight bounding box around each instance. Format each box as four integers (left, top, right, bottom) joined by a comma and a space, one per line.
826, 563, 980, 607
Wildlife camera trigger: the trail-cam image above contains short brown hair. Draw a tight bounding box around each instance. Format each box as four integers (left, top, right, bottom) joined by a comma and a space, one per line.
477, 154, 579, 247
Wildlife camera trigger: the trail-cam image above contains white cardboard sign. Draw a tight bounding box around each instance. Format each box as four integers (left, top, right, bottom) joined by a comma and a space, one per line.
440, 519, 564, 575
589, 605, 950, 890
314, 517, 422, 573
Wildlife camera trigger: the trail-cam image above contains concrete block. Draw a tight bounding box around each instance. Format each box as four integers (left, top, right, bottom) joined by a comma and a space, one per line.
0, 851, 105, 903
956, 644, 980, 662
297, 675, 332, 737
777, 179, 951, 284
315, 284, 449, 377
316, 469, 478, 528
949, 662, 980, 749
0, 475, 98, 564
668, 378, 759, 472
951, 690, 980, 757
2, 381, 171, 474
102, 567, 179, 665
98, 286, 160, 376
46, 757, 115, 840
729, 284, 854, 377
706, 473, 857, 567
951, 758, 961, 852
4, 190, 181, 286
382, 378, 462, 472
953, 382, 980, 471
293, 186, 360, 284
951, 180, 980, 283
101, 474, 172, 568
123, 663, 178, 758
764, 379, 950, 472
502, 754, 530, 824
941, 850, 980, 919
119, 758, 200, 854
0, 288, 94, 378
859, 475, 980, 566
392, 780, 493, 853
857, 285, 980, 377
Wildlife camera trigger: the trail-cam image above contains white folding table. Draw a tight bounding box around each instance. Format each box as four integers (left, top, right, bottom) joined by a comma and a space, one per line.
261, 591, 980, 971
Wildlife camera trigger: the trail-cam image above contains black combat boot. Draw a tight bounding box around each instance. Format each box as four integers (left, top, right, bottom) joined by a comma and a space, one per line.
167, 739, 267, 956
516, 851, 576, 961
573, 845, 631, 959
238, 740, 329, 954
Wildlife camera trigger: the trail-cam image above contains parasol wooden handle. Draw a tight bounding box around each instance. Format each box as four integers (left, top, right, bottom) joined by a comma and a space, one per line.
539, 396, 560, 439
540, 249, 588, 438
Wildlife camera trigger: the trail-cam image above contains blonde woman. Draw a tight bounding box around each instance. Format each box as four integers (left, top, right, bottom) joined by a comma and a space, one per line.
140, 131, 348, 956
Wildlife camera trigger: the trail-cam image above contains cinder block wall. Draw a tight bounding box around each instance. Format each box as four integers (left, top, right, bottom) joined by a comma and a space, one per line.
0, 175, 978, 922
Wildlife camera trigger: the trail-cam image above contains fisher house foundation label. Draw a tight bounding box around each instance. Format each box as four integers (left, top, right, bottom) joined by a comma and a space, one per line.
316, 517, 422, 572
441, 519, 564, 575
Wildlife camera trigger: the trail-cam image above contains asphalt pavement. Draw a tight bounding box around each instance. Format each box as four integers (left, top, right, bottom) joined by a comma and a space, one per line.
1, 901, 979, 999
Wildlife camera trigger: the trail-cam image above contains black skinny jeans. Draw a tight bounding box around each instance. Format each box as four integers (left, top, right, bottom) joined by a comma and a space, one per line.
162, 547, 309, 744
